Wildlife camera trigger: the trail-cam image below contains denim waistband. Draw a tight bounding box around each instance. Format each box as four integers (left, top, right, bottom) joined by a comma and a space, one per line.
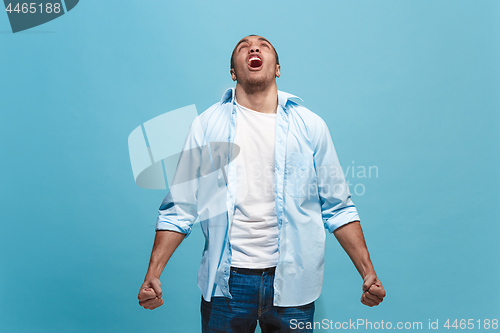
230, 266, 276, 275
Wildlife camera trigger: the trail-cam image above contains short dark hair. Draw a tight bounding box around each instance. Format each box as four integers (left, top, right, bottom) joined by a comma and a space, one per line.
230, 35, 279, 71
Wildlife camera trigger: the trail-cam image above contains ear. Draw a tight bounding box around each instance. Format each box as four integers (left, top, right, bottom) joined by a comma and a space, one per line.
230, 69, 237, 81
275, 64, 281, 78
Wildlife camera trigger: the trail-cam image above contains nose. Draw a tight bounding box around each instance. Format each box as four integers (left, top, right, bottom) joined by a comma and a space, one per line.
250, 46, 260, 53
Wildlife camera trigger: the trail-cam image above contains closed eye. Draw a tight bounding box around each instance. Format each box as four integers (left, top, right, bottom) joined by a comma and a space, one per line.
238, 43, 249, 52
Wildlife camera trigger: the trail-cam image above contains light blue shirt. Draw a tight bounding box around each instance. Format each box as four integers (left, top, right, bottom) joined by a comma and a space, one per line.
156, 88, 359, 306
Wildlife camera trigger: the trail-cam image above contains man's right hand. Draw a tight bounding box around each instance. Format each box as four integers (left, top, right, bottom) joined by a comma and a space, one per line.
138, 231, 186, 310
138, 278, 164, 310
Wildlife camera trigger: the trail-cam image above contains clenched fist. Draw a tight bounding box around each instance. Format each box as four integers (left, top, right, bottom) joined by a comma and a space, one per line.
138, 278, 164, 310
361, 274, 385, 307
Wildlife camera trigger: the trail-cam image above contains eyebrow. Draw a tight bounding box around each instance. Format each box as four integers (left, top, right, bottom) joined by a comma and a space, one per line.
235, 37, 272, 51
257, 37, 272, 46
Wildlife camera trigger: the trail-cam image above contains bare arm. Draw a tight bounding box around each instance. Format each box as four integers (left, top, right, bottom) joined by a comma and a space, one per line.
333, 221, 386, 307
138, 230, 186, 310
144, 230, 186, 279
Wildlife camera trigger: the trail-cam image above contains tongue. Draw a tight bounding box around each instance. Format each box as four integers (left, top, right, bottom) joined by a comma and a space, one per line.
249, 59, 262, 68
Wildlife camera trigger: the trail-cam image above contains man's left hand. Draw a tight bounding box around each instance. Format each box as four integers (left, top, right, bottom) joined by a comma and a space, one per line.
361, 274, 385, 307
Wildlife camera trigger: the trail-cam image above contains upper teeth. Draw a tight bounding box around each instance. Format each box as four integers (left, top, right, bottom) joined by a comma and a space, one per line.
249, 57, 260, 62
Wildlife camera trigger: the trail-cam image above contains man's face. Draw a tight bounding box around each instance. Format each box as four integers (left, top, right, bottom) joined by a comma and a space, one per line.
231, 36, 280, 89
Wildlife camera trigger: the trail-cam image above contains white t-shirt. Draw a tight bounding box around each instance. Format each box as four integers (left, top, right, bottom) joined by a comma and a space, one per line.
229, 101, 279, 269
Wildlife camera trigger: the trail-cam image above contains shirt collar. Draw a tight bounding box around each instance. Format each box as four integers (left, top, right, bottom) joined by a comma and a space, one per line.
221, 87, 302, 111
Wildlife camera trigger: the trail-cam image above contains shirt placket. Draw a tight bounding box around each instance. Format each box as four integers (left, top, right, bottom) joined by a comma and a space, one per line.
273, 104, 289, 303
220, 101, 238, 297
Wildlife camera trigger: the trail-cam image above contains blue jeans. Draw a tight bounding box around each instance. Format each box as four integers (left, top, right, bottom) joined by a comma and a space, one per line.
201, 267, 315, 333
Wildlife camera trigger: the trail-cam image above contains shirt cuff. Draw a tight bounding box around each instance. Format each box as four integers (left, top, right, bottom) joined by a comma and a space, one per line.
156, 219, 191, 236
324, 206, 360, 233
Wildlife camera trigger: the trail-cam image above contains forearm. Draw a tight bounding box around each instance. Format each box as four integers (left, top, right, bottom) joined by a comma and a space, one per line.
144, 230, 186, 280
333, 221, 376, 278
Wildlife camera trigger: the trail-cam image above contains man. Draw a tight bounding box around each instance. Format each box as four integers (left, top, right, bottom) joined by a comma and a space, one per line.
138, 35, 386, 332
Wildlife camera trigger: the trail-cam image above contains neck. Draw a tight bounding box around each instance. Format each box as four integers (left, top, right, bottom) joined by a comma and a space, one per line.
234, 81, 278, 114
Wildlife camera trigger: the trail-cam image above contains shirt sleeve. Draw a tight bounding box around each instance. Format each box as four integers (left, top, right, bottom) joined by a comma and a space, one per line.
312, 118, 360, 232
155, 117, 203, 237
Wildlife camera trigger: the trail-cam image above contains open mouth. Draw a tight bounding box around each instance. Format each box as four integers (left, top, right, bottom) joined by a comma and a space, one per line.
248, 55, 263, 68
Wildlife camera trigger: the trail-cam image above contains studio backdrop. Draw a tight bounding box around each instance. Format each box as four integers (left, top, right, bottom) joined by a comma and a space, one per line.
1, 0, 498, 332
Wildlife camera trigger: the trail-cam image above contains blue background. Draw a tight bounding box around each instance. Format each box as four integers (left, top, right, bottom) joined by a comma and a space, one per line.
1, 0, 498, 332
